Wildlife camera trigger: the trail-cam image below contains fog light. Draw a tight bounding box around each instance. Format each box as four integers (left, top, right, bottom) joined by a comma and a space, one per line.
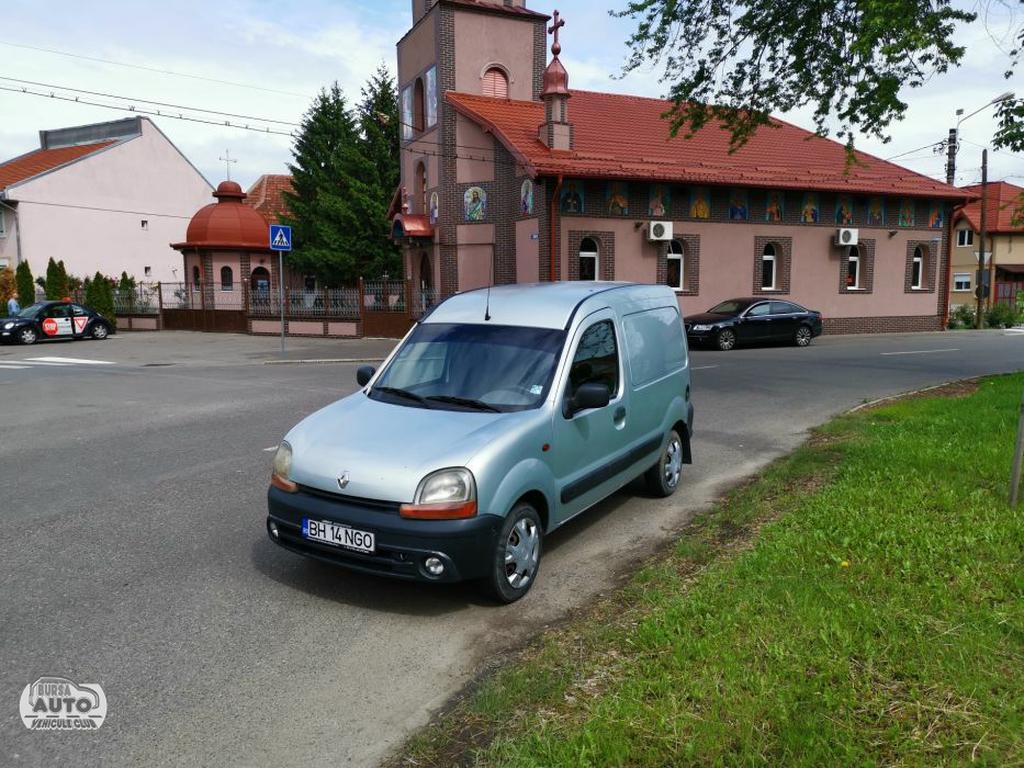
424, 557, 445, 577
269, 521, 279, 539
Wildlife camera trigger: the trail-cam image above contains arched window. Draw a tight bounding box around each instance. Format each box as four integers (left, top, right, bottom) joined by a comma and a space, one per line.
579, 237, 598, 281
911, 245, 925, 290
761, 243, 776, 290
192, 265, 201, 289
251, 266, 270, 294
416, 161, 428, 214
413, 78, 425, 132
667, 240, 684, 290
220, 266, 233, 292
482, 67, 509, 99
846, 245, 860, 290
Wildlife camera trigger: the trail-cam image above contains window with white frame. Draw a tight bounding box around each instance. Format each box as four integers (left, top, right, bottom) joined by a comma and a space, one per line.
667, 240, 684, 290
220, 266, 234, 292
579, 237, 598, 281
911, 246, 924, 290
953, 272, 971, 292
956, 229, 974, 247
846, 246, 860, 289
761, 243, 776, 290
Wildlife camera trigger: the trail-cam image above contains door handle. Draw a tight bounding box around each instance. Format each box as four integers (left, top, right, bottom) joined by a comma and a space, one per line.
613, 406, 626, 421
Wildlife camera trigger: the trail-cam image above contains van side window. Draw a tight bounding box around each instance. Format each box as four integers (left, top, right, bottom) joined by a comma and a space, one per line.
623, 307, 686, 387
566, 320, 619, 406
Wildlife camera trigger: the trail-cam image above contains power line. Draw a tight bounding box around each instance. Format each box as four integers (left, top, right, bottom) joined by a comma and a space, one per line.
0, 40, 309, 99
13, 199, 194, 219
0, 76, 300, 127
885, 140, 946, 161
0, 85, 295, 137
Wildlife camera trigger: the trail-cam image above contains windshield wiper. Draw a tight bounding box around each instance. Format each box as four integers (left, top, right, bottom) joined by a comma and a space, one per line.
425, 395, 502, 413
373, 386, 429, 406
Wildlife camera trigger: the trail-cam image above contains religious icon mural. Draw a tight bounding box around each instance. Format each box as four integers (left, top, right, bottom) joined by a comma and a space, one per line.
728, 189, 749, 221
689, 187, 710, 219
464, 187, 487, 221
401, 86, 413, 142
521, 179, 534, 215
606, 182, 629, 215
867, 197, 885, 226
425, 66, 438, 128
429, 191, 439, 225
898, 198, 915, 227
560, 181, 584, 214
835, 195, 855, 226
765, 190, 784, 222
800, 193, 820, 224
648, 184, 670, 217
928, 202, 944, 229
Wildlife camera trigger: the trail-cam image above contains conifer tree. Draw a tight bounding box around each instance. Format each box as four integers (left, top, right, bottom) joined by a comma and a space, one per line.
44, 257, 60, 299
284, 82, 390, 286
15, 260, 34, 307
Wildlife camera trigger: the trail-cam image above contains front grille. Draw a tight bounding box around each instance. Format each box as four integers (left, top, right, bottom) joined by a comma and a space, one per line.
296, 485, 402, 514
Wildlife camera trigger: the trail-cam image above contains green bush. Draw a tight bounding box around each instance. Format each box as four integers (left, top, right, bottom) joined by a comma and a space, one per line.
85, 271, 117, 329
985, 302, 1018, 329
948, 303, 976, 329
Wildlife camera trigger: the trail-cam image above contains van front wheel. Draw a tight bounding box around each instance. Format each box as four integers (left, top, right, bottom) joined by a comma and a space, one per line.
480, 503, 542, 604
645, 429, 683, 498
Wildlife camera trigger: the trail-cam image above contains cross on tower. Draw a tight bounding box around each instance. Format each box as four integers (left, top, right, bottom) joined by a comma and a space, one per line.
219, 149, 238, 181
548, 9, 565, 56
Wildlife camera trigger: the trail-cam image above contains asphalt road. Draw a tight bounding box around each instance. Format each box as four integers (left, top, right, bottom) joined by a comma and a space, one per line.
1, 329, 1022, 767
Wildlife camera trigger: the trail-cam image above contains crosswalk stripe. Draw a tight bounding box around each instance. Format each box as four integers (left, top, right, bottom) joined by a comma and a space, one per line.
27, 356, 115, 365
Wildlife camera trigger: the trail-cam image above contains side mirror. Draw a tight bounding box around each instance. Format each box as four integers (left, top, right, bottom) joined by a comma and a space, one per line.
356, 366, 376, 387
571, 382, 611, 415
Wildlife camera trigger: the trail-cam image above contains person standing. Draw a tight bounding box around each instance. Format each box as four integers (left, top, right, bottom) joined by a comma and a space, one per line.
6, 295, 19, 316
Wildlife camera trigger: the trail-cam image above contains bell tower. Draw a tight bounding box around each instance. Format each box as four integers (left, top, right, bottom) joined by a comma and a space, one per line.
538, 10, 573, 150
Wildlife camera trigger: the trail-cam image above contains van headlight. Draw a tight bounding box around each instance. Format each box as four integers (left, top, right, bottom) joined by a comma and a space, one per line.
270, 441, 296, 493
401, 468, 477, 520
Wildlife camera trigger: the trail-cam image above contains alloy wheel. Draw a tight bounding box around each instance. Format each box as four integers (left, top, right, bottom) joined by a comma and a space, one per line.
796, 326, 812, 347
717, 329, 736, 351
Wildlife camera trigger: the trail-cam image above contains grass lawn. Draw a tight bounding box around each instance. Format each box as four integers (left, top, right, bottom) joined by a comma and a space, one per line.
397, 375, 1024, 767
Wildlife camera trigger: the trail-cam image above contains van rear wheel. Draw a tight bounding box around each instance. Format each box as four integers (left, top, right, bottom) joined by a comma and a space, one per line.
480, 502, 542, 604
645, 429, 683, 498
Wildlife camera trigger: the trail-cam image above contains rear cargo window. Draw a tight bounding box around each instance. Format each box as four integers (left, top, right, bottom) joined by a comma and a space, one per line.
623, 307, 687, 387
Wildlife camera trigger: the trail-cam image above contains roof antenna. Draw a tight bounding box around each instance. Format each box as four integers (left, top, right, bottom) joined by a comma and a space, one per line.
484, 250, 493, 321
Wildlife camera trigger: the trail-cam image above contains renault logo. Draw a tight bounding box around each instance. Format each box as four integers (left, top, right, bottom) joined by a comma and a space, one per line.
337, 472, 351, 490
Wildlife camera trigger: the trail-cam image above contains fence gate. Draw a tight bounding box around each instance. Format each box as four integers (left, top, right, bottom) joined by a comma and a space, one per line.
360, 279, 415, 338
160, 283, 248, 333
995, 281, 1024, 308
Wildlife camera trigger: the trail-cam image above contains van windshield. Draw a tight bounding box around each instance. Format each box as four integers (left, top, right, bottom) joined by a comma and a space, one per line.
370, 323, 566, 413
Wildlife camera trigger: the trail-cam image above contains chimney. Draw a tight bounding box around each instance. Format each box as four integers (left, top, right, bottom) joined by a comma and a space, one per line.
538, 10, 572, 150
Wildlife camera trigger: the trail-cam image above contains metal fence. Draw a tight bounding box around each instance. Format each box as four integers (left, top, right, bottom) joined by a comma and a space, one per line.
114, 284, 160, 315
362, 280, 408, 313
249, 288, 360, 319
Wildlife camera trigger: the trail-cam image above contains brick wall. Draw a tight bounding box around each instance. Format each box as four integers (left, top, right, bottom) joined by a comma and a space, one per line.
904, 239, 939, 294
837, 238, 875, 294
823, 315, 943, 335
752, 235, 793, 295
567, 230, 616, 281
654, 234, 700, 295
437, 5, 459, 298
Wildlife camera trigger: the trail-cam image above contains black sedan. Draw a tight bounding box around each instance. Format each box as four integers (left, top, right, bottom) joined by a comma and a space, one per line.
1, 301, 114, 345
685, 298, 823, 351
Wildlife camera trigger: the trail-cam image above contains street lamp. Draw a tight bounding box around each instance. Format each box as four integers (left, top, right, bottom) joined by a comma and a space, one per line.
946, 91, 1016, 184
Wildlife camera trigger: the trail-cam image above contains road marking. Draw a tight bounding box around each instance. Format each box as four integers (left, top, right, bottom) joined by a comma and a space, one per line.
0, 364, 29, 369
263, 446, 279, 452
12, 361, 70, 366
881, 348, 959, 357
691, 365, 719, 370
27, 356, 115, 365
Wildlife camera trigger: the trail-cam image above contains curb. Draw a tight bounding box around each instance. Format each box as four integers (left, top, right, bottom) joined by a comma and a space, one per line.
264, 358, 385, 365
847, 376, 983, 413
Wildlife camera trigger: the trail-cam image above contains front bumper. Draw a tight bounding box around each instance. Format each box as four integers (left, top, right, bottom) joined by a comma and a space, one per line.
266, 485, 501, 583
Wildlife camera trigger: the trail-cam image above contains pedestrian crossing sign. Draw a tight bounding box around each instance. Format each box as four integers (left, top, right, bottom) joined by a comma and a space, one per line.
270, 225, 292, 252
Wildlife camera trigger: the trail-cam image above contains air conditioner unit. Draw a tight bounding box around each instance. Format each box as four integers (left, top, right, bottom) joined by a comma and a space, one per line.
835, 228, 859, 247
648, 221, 673, 242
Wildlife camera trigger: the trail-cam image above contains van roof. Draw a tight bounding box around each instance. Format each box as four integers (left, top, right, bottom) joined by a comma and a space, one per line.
422, 282, 673, 330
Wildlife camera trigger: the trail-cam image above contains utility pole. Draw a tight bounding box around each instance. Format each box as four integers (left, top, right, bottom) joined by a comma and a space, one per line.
945, 125, 959, 185
976, 149, 988, 329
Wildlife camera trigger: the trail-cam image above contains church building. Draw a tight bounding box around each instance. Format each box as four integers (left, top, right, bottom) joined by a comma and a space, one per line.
391, 0, 969, 333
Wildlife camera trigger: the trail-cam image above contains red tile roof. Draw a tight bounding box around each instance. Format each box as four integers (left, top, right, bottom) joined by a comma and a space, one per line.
446, 90, 967, 199
443, 0, 549, 20
392, 214, 434, 239
245, 174, 293, 224
0, 141, 116, 190
955, 181, 1024, 233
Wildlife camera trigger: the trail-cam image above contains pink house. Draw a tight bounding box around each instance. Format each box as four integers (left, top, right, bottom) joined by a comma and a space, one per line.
0, 117, 212, 282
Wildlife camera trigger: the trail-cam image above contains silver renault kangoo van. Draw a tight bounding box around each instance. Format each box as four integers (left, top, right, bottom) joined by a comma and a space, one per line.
267, 282, 693, 602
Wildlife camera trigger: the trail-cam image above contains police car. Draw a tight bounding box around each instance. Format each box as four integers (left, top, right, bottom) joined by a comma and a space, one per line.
1, 301, 114, 345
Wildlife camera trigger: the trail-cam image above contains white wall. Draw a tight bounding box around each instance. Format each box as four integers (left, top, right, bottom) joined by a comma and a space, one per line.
7, 119, 212, 283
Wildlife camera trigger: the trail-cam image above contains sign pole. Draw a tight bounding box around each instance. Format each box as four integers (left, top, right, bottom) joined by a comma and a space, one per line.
269, 224, 293, 360
279, 250, 285, 359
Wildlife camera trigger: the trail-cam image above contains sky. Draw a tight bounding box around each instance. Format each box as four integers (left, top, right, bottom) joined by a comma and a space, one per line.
0, 0, 1022, 192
